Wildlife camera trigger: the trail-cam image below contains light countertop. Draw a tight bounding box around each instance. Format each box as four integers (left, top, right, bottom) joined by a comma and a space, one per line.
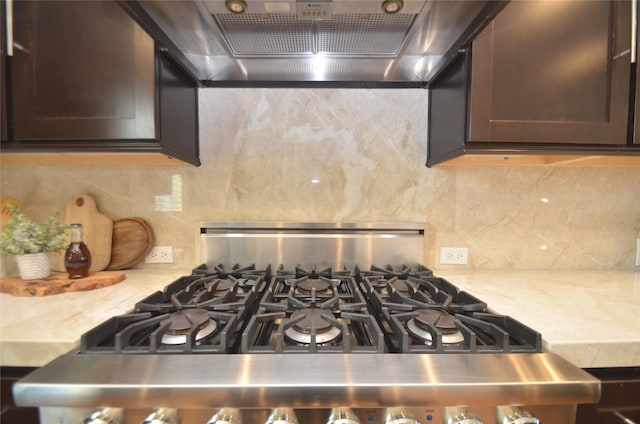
1, 269, 638, 369
0, 269, 188, 367
436, 270, 640, 368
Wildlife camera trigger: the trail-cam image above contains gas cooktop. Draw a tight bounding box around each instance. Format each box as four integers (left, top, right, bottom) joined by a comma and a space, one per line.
79, 263, 541, 356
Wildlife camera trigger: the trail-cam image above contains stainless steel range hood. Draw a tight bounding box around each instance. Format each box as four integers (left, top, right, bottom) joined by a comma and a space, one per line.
121, 0, 506, 85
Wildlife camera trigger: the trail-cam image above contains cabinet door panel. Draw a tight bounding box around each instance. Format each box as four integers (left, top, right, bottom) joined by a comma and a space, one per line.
470, 0, 630, 144
11, 1, 156, 140
1, 0, 7, 142
636, 62, 639, 144
636, 5, 640, 146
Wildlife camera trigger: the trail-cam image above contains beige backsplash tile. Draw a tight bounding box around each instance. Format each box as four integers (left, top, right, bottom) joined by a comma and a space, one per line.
1, 88, 639, 271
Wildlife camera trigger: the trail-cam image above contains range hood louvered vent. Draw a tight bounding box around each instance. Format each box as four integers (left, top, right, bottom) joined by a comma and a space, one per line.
214, 13, 417, 56
214, 15, 315, 55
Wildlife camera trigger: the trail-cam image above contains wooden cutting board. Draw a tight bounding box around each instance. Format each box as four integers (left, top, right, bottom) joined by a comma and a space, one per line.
52, 194, 113, 273
0, 271, 125, 296
107, 218, 154, 270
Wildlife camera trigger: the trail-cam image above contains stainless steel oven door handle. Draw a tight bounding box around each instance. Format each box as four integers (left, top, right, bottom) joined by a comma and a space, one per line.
613, 410, 638, 424
633, 0, 638, 63
4, 0, 13, 56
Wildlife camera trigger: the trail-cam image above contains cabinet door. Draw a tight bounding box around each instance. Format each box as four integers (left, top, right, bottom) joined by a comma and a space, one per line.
10, 1, 156, 141
636, 9, 640, 145
1, 0, 7, 142
470, 0, 631, 144
636, 64, 639, 144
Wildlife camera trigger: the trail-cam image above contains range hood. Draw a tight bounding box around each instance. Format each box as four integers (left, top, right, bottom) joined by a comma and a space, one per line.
120, 0, 506, 86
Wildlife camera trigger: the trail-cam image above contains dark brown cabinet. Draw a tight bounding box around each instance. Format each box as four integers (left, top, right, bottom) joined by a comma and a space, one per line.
1, 1, 7, 143
0, 367, 39, 424
11, 1, 155, 141
576, 367, 640, 424
427, 0, 640, 166
1, 0, 200, 166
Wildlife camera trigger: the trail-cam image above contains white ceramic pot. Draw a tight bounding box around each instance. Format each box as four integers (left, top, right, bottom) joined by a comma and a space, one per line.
15, 252, 51, 280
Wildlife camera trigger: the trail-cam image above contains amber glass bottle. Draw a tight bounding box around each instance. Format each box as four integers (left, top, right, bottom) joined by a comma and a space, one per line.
64, 223, 92, 278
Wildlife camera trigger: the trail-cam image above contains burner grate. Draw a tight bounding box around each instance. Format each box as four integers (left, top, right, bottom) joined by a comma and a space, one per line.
80, 311, 239, 354
78, 262, 541, 356
241, 271, 384, 353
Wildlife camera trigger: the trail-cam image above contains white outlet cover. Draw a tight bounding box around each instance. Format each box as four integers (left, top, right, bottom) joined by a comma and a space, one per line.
145, 246, 174, 264
439, 247, 469, 265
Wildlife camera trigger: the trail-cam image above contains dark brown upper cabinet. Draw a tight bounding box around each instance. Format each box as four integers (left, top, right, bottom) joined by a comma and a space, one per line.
427, 0, 640, 167
2, 0, 200, 166
1, 1, 7, 143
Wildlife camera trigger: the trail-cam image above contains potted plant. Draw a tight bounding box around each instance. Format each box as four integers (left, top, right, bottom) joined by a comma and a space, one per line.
0, 205, 68, 280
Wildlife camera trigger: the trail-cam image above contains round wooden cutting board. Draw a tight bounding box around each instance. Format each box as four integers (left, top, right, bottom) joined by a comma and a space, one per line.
106, 218, 154, 270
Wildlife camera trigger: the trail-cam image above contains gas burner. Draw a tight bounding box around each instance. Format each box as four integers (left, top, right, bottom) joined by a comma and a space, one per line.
360, 264, 433, 280
81, 309, 241, 353
406, 310, 464, 346
212, 263, 259, 276
370, 264, 413, 279
192, 263, 267, 279
361, 272, 487, 316
387, 277, 411, 294
294, 266, 335, 278
277, 265, 352, 279
413, 276, 488, 313
284, 308, 342, 345
133, 275, 239, 312
161, 309, 218, 345
211, 278, 234, 293
266, 275, 349, 310
295, 276, 331, 293
134, 271, 268, 316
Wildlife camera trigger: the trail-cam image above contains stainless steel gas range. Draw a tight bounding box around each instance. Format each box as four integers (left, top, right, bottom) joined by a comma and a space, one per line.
13, 222, 600, 424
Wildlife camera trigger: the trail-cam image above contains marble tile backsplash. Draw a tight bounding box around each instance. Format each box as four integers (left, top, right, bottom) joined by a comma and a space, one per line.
1, 88, 639, 271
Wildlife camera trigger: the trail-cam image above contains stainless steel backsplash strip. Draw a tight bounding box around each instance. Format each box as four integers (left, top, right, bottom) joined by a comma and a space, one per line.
200, 222, 425, 270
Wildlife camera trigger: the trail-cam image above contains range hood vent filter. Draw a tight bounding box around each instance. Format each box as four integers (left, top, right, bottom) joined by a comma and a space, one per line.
214, 13, 417, 56
215, 14, 314, 55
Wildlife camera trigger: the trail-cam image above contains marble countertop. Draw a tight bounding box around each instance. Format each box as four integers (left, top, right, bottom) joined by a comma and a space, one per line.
436, 270, 640, 369
1, 269, 638, 369
0, 269, 188, 367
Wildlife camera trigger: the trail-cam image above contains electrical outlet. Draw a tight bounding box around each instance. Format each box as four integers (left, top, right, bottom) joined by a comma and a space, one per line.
439, 247, 469, 265
636, 239, 640, 267
145, 246, 174, 264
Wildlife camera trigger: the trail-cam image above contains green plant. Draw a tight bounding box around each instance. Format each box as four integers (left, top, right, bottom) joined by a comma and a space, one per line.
0, 205, 68, 255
